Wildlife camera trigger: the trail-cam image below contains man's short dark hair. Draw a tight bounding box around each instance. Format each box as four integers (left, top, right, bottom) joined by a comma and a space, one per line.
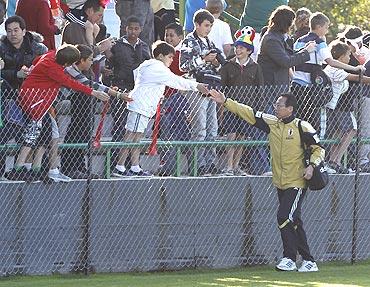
268, 5, 295, 33
83, 0, 104, 12
281, 92, 298, 113
75, 44, 93, 63
152, 41, 175, 58
5, 15, 26, 31
126, 16, 141, 27
165, 22, 183, 36
193, 9, 214, 26
56, 44, 81, 66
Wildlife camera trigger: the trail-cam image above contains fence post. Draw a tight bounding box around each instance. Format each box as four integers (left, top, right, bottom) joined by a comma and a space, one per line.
351, 75, 364, 264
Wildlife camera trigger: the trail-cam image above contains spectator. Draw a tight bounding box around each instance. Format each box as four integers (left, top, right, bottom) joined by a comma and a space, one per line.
292, 7, 311, 43
105, 15, 151, 171
239, 0, 287, 61
179, 9, 222, 176
258, 5, 314, 86
16, 0, 62, 50
112, 41, 209, 177
5, 44, 109, 181
184, 0, 206, 34
324, 41, 370, 174
61, 44, 132, 179
6, 0, 16, 17
62, 0, 114, 55
292, 13, 364, 130
151, 0, 176, 41
115, 0, 154, 47
220, 28, 264, 176
209, 89, 324, 272
206, 0, 233, 58
0, 15, 47, 180
60, 0, 103, 46
156, 22, 190, 176
0, 0, 5, 34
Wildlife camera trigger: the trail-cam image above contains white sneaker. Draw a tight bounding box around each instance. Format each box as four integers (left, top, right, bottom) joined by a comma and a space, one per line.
48, 171, 72, 182
298, 260, 319, 272
275, 257, 297, 271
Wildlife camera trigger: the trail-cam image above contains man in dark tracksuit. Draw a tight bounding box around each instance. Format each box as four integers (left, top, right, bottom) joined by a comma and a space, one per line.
208, 89, 325, 272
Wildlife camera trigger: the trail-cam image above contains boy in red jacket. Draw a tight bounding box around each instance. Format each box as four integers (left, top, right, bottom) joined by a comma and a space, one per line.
6, 44, 109, 181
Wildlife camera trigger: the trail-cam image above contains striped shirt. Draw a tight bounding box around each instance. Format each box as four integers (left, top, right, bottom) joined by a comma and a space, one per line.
64, 65, 109, 93
292, 32, 332, 86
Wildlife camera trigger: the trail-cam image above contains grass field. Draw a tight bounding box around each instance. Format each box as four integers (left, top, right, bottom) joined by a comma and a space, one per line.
1, 261, 369, 287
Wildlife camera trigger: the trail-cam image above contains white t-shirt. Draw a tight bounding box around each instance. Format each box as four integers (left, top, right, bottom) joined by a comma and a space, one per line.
323, 65, 349, 110
208, 18, 233, 57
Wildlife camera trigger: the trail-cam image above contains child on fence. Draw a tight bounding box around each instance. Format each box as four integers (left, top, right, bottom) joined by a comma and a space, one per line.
219, 27, 265, 176
112, 41, 209, 177
5, 44, 109, 181
324, 41, 370, 174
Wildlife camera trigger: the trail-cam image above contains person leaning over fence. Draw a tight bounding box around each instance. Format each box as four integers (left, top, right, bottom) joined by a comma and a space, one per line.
323, 41, 370, 174
209, 89, 325, 272
179, 9, 222, 176
60, 44, 132, 179
5, 44, 109, 181
291, 13, 365, 131
112, 41, 209, 177
0, 16, 48, 180
219, 26, 265, 176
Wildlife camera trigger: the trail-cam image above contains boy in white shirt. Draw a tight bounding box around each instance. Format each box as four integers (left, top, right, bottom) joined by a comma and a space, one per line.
205, 0, 233, 58
112, 41, 209, 177
324, 41, 370, 174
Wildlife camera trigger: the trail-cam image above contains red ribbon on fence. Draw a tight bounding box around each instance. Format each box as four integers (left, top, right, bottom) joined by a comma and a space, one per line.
93, 101, 110, 149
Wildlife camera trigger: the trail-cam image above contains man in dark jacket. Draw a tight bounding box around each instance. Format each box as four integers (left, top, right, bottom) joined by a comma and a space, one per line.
0, 15, 47, 179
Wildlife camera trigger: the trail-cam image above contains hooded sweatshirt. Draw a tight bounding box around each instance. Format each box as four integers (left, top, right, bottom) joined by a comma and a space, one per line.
18, 51, 93, 121
127, 58, 198, 118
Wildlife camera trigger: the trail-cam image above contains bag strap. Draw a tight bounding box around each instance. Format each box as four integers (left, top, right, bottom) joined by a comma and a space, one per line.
298, 120, 310, 166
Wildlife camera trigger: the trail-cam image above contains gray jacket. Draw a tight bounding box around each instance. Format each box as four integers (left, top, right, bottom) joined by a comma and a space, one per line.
258, 30, 309, 85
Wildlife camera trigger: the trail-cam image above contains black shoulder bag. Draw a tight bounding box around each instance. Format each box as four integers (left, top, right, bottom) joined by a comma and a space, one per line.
298, 120, 329, 190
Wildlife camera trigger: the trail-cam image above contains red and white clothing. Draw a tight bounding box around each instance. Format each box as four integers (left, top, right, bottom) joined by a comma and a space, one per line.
18, 51, 93, 121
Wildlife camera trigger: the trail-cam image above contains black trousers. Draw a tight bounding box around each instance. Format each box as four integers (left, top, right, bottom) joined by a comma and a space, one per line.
277, 187, 314, 262
60, 94, 96, 175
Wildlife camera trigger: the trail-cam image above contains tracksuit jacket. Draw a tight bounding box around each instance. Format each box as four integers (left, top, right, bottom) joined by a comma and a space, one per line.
224, 98, 325, 190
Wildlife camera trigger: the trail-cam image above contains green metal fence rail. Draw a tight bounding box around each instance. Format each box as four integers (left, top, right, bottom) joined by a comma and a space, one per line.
2, 137, 370, 178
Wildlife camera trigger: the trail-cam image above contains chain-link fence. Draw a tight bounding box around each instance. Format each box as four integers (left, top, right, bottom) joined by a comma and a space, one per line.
1, 82, 370, 275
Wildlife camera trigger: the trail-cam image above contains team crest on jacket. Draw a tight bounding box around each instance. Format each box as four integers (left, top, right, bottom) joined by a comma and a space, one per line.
286, 128, 294, 139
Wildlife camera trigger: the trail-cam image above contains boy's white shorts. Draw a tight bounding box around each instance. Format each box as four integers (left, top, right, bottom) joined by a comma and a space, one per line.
125, 111, 150, 133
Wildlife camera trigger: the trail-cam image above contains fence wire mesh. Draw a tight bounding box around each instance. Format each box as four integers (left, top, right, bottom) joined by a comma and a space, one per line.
1, 83, 370, 275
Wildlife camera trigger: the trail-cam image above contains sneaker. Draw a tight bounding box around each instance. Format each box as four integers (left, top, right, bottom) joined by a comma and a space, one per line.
359, 162, 370, 173
48, 171, 72, 182
208, 163, 221, 175
221, 169, 234, 176
275, 257, 297, 271
233, 168, 248, 176
4, 167, 30, 181
129, 169, 152, 176
198, 166, 212, 176
112, 168, 133, 177
327, 161, 349, 174
298, 260, 319, 272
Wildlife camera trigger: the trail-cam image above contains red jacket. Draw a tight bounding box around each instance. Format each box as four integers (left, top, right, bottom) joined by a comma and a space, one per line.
19, 51, 93, 121
164, 50, 186, 97
16, 0, 58, 50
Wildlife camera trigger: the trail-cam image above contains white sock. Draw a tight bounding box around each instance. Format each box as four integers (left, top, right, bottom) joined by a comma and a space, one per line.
115, 165, 126, 172
130, 165, 142, 173
49, 168, 59, 175
24, 163, 32, 171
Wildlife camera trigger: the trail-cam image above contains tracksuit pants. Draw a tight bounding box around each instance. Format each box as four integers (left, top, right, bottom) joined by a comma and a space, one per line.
277, 187, 314, 262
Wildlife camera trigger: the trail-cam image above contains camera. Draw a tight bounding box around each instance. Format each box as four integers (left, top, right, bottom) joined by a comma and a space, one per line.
207, 48, 226, 66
